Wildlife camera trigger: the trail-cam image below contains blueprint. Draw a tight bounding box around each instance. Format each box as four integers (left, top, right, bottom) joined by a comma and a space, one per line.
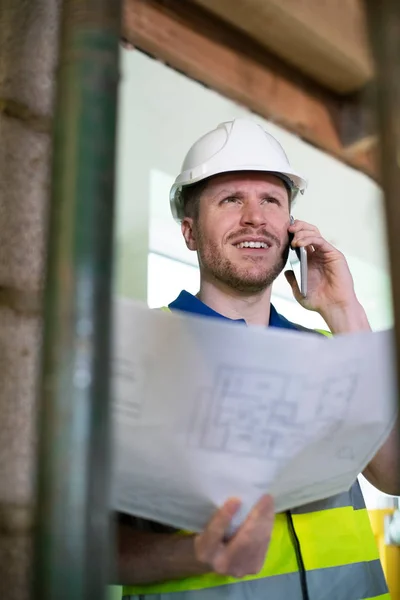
111, 298, 398, 533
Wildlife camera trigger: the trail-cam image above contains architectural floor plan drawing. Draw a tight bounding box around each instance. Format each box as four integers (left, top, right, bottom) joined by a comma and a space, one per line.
188, 365, 358, 462
112, 299, 397, 532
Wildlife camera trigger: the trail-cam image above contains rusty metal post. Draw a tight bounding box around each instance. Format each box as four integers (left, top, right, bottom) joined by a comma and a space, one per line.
33, 1, 122, 598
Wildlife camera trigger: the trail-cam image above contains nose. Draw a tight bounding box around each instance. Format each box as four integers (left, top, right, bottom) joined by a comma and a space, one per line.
240, 199, 267, 228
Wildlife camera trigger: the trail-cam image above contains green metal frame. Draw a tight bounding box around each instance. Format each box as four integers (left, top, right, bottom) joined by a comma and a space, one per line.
33, 1, 122, 598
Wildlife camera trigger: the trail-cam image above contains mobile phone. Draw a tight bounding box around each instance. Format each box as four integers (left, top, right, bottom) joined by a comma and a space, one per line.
288, 216, 307, 298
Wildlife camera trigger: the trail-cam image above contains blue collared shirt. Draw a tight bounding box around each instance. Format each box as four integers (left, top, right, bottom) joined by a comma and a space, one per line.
169, 290, 300, 331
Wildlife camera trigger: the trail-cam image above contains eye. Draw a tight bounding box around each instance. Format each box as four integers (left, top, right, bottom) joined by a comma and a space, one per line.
262, 196, 281, 205
220, 196, 240, 205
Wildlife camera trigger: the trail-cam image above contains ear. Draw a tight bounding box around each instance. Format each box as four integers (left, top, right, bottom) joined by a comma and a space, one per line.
181, 217, 198, 251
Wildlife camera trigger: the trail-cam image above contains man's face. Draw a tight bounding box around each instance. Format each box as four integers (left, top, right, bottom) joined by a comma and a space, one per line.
182, 172, 291, 293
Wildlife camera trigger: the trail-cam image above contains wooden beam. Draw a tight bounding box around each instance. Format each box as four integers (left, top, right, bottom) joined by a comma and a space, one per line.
364, 0, 400, 492
343, 136, 379, 178
122, 0, 378, 181
191, 0, 374, 95
339, 90, 376, 149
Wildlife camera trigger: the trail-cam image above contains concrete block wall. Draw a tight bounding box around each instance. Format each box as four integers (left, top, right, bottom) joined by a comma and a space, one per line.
0, 2, 59, 598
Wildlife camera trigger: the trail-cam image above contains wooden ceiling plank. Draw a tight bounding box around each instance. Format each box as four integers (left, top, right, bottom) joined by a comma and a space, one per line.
190, 0, 374, 94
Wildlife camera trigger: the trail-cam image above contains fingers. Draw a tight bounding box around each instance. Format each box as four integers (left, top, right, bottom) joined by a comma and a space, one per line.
291, 234, 336, 254
194, 497, 241, 567
288, 219, 320, 237
214, 495, 274, 578
195, 495, 275, 578
285, 270, 301, 300
289, 220, 337, 253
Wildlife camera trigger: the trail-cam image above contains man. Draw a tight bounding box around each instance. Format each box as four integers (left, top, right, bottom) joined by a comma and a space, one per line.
117, 119, 399, 599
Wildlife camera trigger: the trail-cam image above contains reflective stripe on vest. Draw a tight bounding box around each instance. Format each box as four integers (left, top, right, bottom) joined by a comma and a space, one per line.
123, 563, 389, 600
123, 308, 389, 599
123, 490, 389, 599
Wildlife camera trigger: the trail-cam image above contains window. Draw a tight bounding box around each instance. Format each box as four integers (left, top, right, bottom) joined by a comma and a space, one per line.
147, 253, 199, 308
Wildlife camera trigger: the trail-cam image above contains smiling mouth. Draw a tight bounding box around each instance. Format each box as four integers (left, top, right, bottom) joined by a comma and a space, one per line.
234, 241, 270, 249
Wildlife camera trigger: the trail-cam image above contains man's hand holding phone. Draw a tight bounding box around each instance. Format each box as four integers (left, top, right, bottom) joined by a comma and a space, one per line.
288, 216, 308, 298
285, 219, 370, 334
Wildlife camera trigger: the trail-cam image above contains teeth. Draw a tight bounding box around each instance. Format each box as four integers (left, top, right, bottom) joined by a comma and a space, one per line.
235, 241, 268, 249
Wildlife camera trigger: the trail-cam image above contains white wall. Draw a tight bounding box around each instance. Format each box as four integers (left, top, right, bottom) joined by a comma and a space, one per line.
114, 48, 396, 511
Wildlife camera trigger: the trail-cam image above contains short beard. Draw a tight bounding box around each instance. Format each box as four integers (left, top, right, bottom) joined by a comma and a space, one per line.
197, 234, 289, 294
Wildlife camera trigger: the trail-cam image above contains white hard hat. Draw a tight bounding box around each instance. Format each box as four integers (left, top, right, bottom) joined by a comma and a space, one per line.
170, 118, 308, 221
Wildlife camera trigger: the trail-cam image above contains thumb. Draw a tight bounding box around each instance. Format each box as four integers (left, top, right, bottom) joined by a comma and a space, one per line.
284, 270, 302, 302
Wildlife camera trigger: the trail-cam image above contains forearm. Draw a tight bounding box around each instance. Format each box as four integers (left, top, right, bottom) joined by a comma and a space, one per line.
116, 521, 209, 585
363, 421, 400, 496
320, 300, 400, 494
321, 300, 371, 335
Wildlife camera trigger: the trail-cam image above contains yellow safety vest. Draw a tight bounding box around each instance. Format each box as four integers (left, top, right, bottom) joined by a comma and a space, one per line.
123, 308, 390, 600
